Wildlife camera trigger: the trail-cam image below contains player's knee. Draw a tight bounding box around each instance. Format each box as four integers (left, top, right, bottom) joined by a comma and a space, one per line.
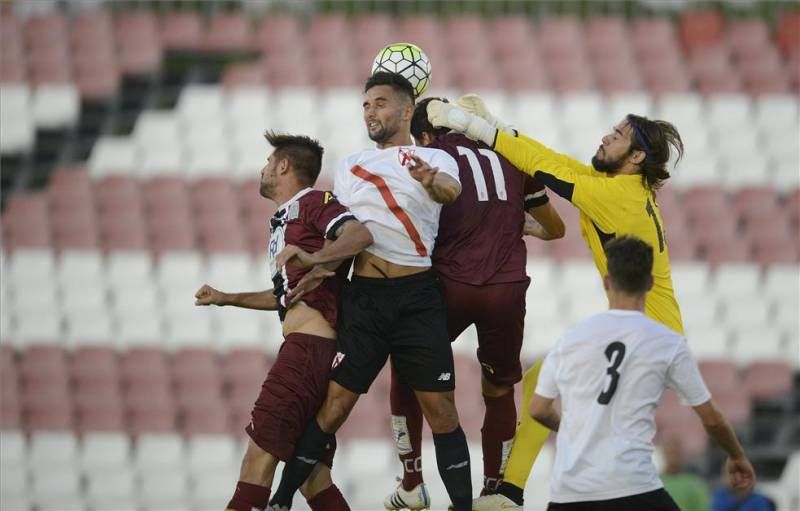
239, 439, 277, 484
481, 376, 513, 398
421, 395, 459, 433
299, 464, 333, 500
318, 384, 358, 432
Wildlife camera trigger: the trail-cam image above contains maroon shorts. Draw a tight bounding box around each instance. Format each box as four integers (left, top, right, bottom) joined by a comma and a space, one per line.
440, 276, 529, 387
245, 332, 337, 467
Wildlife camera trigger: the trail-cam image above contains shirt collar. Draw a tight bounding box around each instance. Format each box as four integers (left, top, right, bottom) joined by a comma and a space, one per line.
275, 187, 314, 214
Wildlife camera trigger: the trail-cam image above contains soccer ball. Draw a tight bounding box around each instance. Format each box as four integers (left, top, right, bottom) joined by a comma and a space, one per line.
371, 43, 432, 98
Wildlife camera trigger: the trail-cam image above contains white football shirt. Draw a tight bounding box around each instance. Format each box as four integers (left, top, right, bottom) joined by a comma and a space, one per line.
334, 145, 460, 267
536, 309, 711, 503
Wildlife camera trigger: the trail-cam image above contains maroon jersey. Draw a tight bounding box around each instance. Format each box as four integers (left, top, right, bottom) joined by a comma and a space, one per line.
267, 188, 356, 327
430, 133, 548, 285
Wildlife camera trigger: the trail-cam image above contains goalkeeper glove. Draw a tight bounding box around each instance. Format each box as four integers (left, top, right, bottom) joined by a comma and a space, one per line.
457, 94, 516, 135
426, 100, 497, 147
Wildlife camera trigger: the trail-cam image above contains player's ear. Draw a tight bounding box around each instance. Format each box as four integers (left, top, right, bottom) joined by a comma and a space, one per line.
277, 157, 290, 175
629, 149, 646, 166
602, 275, 612, 293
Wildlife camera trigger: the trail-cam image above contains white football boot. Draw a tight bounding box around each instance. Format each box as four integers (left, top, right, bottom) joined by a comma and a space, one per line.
383, 478, 431, 510
472, 493, 523, 510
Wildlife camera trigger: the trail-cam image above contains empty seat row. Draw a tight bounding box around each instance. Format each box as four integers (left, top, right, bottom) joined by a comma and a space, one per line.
0, 84, 80, 155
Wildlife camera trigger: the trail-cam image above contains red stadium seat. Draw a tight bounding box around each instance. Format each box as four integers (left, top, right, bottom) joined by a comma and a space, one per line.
307, 15, 351, 56
96, 176, 143, 211
727, 19, 771, 58
703, 237, 751, 266
121, 348, 170, 385
20, 345, 69, 386
254, 14, 301, 54
752, 238, 800, 265
682, 187, 729, 222
222, 348, 269, 387
776, 10, 800, 57
172, 348, 219, 384
222, 62, 266, 88
160, 11, 202, 52
742, 362, 793, 401
714, 388, 752, 426
116, 10, 161, 75
203, 12, 252, 53
71, 346, 118, 385
182, 407, 230, 436
698, 360, 739, 396
127, 401, 178, 435
679, 9, 724, 53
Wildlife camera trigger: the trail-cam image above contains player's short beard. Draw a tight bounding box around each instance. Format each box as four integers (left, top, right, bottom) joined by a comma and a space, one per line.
259, 177, 275, 199
591, 149, 631, 174
368, 119, 399, 144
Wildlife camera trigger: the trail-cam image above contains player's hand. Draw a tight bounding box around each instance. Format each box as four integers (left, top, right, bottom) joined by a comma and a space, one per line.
275, 244, 316, 270
427, 100, 496, 146
195, 284, 226, 306
286, 265, 335, 304
725, 456, 756, 493
523, 212, 547, 239
407, 154, 439, 188
458, 93, 514, 134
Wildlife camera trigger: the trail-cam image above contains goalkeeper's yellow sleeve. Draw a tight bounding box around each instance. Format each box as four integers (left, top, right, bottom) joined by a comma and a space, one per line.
502, 359, 551, 489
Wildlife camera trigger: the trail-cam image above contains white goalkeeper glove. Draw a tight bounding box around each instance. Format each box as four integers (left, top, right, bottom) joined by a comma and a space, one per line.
426, 100, 497, 147
457, 94, 515, 134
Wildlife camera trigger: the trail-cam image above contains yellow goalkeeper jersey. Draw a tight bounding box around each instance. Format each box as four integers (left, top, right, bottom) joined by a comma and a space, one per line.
495, 130, 684, 335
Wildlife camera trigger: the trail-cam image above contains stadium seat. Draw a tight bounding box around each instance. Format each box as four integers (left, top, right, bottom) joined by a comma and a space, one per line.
80, 432, 131, 472
186, 434, 236, 473
85, 467, 137, 508
731, 326, 788, 364
742, 362, 793, 401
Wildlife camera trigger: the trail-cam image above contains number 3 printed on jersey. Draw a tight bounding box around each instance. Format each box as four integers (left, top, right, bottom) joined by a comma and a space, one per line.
598, 341, 626, 405
457, 146, 507, 202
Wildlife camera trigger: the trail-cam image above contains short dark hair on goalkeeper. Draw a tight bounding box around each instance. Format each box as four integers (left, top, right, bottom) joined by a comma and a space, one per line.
264, 131, 324, 185
365, 71, 415, 105
604, 236, 654, 295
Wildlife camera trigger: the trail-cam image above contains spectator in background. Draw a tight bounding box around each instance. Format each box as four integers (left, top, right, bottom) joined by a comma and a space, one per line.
660, 436, 711, 511
712, 465, 776, 511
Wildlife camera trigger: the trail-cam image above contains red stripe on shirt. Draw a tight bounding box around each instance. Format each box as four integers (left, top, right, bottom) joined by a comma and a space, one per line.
350, 165, 427, 257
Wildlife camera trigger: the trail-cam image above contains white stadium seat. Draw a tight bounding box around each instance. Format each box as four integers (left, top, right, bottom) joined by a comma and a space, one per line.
191, 468, 239, 510
88, 137, 139, 177
86, 468, 137, 507
712, 263, 762, 300
134, 112, 181, 149
754, 94, 798, 131
177, 85, 225, 122
13, 314, 63, 345
721, 298, 770, 331
61, 283, 107, 316
226, 87, 271, 122
30, 468, 82, 502
29, 433, 79, 470
66, 312, 114, 345
115, 313, 164, 348
186, 435, 237, 474
706, 93, 751, 132
106, 251, 154, 288
685, 327, 731, 361
607, 92, 654, 122
81, 433, 132, 473
139, 470, 189, 509
657, 93, 705, 130
134, 433, 185, 471
32, 84, 80, 129
58, 250, 106, 288
139, 144, 184, 177
156, 251, 206, 288
8, 249, 56, 288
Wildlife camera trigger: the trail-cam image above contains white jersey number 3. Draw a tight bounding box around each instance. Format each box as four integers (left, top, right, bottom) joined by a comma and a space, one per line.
456, 146, 507, 202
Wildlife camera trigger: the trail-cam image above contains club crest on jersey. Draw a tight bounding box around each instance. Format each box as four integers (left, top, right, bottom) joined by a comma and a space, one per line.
398, 147, 416, 166
323, 191, 335, 204
331, 352, 345, 369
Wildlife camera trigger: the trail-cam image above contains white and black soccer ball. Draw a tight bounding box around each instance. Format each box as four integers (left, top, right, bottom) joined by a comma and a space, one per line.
371, 43, 432, 98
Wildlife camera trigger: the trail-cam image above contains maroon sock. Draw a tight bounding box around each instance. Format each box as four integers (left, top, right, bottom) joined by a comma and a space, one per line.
481, 390, 517, 495
227, 481, 270, 511
389, 365, 424, 491
307, 484, 350, 511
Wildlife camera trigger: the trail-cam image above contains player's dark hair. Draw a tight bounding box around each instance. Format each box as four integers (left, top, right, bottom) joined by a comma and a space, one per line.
604, 236, 654, 295
411, 97, 450, 141
365, 71, 415, 105
264, 130, 324, 185
626, 114, 684, 193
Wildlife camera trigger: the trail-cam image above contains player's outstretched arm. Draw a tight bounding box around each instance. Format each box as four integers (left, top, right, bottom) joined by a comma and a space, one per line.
525, 203, 566, 240
275, 219, 373, 270
692, 400, 756, 492
194, 284, 277, 311
406, 154, 461, 204
529, 393, 560, 432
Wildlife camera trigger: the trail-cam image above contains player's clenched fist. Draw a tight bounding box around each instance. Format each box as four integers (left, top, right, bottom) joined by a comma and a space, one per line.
194, 284, 226, 306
